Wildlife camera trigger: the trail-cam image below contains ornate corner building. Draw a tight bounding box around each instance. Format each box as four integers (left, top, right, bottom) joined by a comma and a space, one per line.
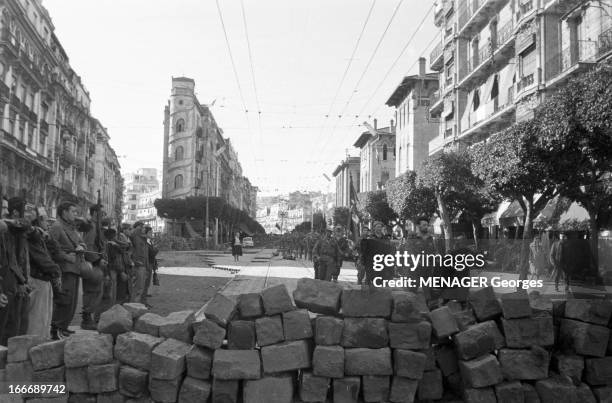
162, 77, 257, 223
0, 0, 122, 220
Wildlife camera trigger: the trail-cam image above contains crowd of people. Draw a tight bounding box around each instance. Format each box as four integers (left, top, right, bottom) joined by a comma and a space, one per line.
0, 197, 159, 344
281, 217, 438, 286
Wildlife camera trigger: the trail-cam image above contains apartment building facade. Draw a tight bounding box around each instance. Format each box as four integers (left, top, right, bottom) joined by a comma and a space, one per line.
353, 120, 396, 192
122, 168, 159, 223
386, 58, 439, 175
332, 156, 360, 208
0, 0, 122, 221
428, 0, 612, 155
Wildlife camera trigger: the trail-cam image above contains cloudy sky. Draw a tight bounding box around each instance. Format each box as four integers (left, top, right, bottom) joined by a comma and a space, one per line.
44, 0, 438, 195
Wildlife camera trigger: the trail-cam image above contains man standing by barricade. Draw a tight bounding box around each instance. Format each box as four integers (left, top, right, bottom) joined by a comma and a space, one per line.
81, 204, 108, 329
312, 229, 340, 281
130, 221, 149, 305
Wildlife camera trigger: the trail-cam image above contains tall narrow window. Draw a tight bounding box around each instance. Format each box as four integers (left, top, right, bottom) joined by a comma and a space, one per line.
176, 118, 185, 133
382, 144, 388, 161
174, 174, 183, 189
175, 145, 184, 161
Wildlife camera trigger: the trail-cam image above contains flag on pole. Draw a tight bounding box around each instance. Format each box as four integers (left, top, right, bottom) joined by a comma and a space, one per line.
349, 174, 360, 240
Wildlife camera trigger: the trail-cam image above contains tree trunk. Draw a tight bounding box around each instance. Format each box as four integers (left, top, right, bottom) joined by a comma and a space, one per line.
519, 200, 533, 280
472, 219, 480, 250
436, 191, 453, 252
589, 215, 599, 274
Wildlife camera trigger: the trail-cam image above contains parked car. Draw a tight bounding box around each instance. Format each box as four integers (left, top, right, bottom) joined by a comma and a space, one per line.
242, 237, 254, 247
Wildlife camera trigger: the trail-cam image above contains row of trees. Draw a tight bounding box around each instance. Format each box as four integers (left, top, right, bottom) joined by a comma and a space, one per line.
382, 60, 612, 278
154, 196, 265, 240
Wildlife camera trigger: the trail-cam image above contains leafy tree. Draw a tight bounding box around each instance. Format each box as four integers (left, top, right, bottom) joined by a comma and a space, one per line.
421, 150, 492, 252
332, 207, 350, 228
385, 171, 436, 224
536, 60, 612, 267
312, 212, 326, 232
471, 120, 558, 278
365, 190, 396, 224
294, 221, 312, 233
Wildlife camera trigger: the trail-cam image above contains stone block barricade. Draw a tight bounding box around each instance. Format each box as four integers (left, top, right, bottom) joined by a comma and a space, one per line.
3, 281, 612, 402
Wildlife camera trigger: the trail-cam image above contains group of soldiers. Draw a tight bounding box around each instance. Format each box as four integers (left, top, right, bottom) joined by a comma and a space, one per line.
281, 217, 437, 286
0, 195, 159, 344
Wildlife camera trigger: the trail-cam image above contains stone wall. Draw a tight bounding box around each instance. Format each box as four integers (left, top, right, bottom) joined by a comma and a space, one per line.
2, 279, 612, 402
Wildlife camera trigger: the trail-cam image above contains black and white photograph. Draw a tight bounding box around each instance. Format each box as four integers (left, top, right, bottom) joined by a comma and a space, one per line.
1, 0, 612, 401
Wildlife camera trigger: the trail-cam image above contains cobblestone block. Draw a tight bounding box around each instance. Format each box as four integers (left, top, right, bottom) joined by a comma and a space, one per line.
391, 291, 429, 323
535, 375, 578, 403
578, 383, 597, 403
150, 377, 181, 403
32, 365, 65, 383
238, 293, 263, 319
212, 349, 261, 380
502, 315, 555, 348
418, 369, 443, 401
300, 371, 330, 403
341, 318, 388, 348
501, 291, 532, 319
469, 286, 502, 321
499, 347, 550, 381
560, 318, 610, 357
178, 376, 211, 403
261, 284, 295, 315
362, 375, 389, 403
341, 288, 392, 318
565, 299, 612, 326
315, 316, 343, 345
159, 310, 195, 344
459, 354, 503, 388
96, 391, 124, 403
313, 345, 344, 378
282, 309, 313, 341
65, 366, 89, 393
389, 376, 418, 403
464, 387, 496, 403
529, 291, 553, 315
114, 332, 164, 371
261, 340, 311, 373
430, 306, 459, 338
134, 312, 165, 337
204, 293, 238, 328
186, 345, 212, 380
393, 349, 427, 379
227, 320, 256, 349
453, 309, 477, 331
333, 377, 360, 403
29, 340, 65, 371
585, 356, 612, 386
122, 302, 148, 319
87, 362, 119, 393
388, 322, 431, 350
0, 345, 7, 369
151, 338, 191, 380
345, 348, 393, 376
435, 345, 459, 376
97, 304, 133, 336
192, 319, 226, 349
64, 334, 114, 368
255, 315, 284, 347
522, 382, 541, 403
453, 321, 499, 360
212, 379, 239, 403
494, 381, 525, 403
7, 335, 45, 363
243, 374, 294, 403
553, 354, 584, 384
293, 277, 342, 315
118, 365, 148, 398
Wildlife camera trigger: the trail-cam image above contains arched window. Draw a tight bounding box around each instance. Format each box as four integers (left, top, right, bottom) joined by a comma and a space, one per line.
176, 118, 185, 133
174, 174, 183, 189
382, 144, 388, 161
175, 145, 184, 161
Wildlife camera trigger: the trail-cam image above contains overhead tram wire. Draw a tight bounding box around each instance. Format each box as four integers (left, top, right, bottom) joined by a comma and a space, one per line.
310, 0, 377, 158
240, 0, 264, 179
356, 3, 436, 119
317, 0, 405, 162
215, 0, 257, 175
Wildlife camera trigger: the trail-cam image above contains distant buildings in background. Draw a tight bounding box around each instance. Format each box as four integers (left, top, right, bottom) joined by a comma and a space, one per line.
256, 192, 333, 234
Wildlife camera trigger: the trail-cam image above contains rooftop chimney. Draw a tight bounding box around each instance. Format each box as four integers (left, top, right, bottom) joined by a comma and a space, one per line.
390, 119, 395, 133
373, 118, 378, 131
419, 57, 426, 78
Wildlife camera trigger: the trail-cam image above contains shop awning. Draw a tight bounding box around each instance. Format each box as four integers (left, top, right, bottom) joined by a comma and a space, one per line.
481, 200, 512, 227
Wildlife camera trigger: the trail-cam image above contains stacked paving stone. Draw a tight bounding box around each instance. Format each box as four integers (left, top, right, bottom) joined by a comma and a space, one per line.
5, 282, 612, 402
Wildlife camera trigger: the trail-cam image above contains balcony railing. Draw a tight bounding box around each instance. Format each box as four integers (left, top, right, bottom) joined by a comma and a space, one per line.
60, 148, 77, 167
458, 0, 486, 30
546, 39, 599, 81
430, 41, 444, 68
517, 73, 535, 92
598, 27, 612, 57
444, 127, 454, 138
496, 20, 514, 47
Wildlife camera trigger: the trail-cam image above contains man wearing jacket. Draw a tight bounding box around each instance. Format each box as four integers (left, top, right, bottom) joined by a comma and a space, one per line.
0, 202, 20, 345
81, 205, 108, 328
130, 221, 149, 304
50, 201, 87, 337
312, 230, 340, 281
26, 207, 62, 338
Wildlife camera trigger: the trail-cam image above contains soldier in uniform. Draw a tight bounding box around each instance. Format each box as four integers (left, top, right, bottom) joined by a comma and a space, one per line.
333, 225, 350, 282
312, 229, 340, 281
